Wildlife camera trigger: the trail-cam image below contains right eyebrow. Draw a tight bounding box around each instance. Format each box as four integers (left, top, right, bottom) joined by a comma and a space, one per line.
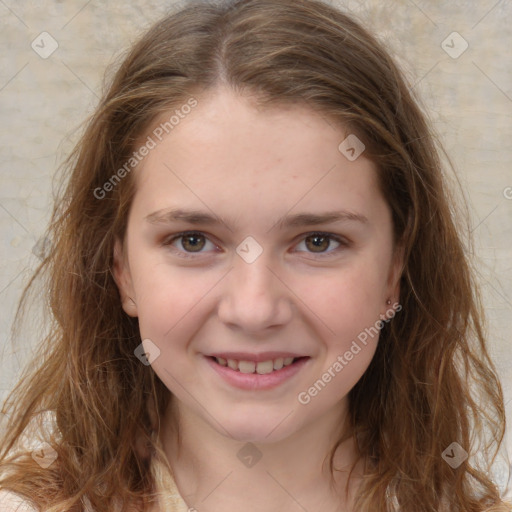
145, 208, 222, 226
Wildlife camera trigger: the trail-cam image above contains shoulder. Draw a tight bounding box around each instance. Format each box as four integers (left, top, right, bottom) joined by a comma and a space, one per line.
0, 490, 38, 511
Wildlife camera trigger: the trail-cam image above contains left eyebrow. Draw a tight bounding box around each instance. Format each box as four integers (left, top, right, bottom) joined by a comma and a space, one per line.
276, 211, 369, 229
144, 208, 369, 230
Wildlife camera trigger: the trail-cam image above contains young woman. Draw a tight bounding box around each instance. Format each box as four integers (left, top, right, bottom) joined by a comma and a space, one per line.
1, 0, 510, 510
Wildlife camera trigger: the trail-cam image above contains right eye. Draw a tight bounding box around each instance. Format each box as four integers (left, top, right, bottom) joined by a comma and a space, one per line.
163, 231, 219, 257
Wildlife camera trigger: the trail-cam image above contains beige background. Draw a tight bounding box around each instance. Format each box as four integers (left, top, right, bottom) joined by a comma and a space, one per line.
0, 0, 511, 496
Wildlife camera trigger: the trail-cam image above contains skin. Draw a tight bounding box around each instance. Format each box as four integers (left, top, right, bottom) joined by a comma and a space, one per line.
114, 86, 402, 512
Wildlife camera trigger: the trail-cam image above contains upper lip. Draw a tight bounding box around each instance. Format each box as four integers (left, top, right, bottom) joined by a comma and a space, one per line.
206, 352, 307, 362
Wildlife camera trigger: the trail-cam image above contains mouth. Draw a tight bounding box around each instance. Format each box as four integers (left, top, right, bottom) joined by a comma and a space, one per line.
204, 354, 311, 390
208, 355, 308, 375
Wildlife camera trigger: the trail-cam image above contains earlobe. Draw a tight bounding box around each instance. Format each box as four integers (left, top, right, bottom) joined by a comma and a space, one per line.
122, 296, 139, 317
113, 238, 139, 318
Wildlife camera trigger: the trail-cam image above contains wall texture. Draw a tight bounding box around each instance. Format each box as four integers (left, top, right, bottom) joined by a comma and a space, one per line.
1, 0, 511, 496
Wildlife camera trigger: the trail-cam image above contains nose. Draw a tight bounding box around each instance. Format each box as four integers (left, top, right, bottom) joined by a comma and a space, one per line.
217, 253, 293, 334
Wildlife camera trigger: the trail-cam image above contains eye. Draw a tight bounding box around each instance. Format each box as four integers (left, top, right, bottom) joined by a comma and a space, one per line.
162, 231, 348, 258
294, 232, 346, 255
164, 231, 218, 255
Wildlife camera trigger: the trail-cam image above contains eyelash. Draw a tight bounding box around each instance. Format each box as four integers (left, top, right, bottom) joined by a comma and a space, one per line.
162, 231, 349, 259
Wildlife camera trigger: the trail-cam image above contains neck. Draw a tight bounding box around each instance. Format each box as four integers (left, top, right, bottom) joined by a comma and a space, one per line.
159, 397, 364, 512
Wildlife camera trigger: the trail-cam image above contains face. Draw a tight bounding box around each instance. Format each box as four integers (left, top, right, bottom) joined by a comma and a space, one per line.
114, 87, 401, 443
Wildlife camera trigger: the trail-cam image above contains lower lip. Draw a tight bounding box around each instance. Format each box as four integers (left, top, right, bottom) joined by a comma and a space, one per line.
205, 356, 310, 390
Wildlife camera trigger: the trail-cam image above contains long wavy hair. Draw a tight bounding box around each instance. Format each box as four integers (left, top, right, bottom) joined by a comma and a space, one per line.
1, 0, 510, 511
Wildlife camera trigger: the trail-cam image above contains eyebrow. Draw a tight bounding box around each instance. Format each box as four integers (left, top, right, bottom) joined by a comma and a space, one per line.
145, 208, 369, 229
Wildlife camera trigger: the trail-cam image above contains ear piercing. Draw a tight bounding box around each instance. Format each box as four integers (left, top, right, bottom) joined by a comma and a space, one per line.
386, 299, 392, 305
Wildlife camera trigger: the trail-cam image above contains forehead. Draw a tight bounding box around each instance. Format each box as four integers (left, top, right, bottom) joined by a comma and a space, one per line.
130, 87, 386, 229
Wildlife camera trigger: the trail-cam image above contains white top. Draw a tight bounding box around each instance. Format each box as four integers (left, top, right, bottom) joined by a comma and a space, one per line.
0, 490, 38, 511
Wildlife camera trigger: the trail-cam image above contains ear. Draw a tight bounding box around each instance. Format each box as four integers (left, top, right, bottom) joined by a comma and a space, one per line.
384, 242, 405, 308
113, 238, 139, 317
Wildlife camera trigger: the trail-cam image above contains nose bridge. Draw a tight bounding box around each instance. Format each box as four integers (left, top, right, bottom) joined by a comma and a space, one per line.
234, 253, 274, 297
218, 251, 292, 331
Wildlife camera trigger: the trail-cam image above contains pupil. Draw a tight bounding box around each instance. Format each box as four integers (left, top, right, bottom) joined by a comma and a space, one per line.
306, 235, 329, 252
183, 234, 205, 252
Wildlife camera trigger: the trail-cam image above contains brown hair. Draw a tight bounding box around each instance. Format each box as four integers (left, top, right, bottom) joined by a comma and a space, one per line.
1, 0, 510, 510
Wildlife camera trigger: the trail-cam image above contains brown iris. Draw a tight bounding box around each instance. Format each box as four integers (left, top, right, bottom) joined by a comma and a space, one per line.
181, 233, 206, 252
305, 234, 330, 252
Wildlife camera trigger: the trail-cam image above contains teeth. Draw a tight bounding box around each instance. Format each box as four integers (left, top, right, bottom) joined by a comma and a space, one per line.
256, 360, 274, 374
215, 356, 299, 374
273, 358, 284, 370
239, 360, 256, 374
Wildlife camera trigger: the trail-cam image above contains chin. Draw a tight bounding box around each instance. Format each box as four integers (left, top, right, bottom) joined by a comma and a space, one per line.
214, 412, 298, 444
225, 428, 285, 444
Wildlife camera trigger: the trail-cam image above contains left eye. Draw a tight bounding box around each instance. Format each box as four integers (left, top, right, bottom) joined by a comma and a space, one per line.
294, 233, 342, 254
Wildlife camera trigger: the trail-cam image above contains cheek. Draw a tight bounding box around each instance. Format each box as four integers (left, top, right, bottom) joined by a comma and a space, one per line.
130, 257, 217, 341
294, 265, 384, 403
131, 265, 217, 387
297, 265, 383, 324
291, 260, 387, 342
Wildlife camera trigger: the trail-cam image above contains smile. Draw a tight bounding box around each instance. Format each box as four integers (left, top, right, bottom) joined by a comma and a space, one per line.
205, 354, 311, 390
213, 356, 297, 374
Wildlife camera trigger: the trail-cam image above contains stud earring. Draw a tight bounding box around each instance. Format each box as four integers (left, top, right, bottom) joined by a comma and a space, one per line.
386, 299, 392, 305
